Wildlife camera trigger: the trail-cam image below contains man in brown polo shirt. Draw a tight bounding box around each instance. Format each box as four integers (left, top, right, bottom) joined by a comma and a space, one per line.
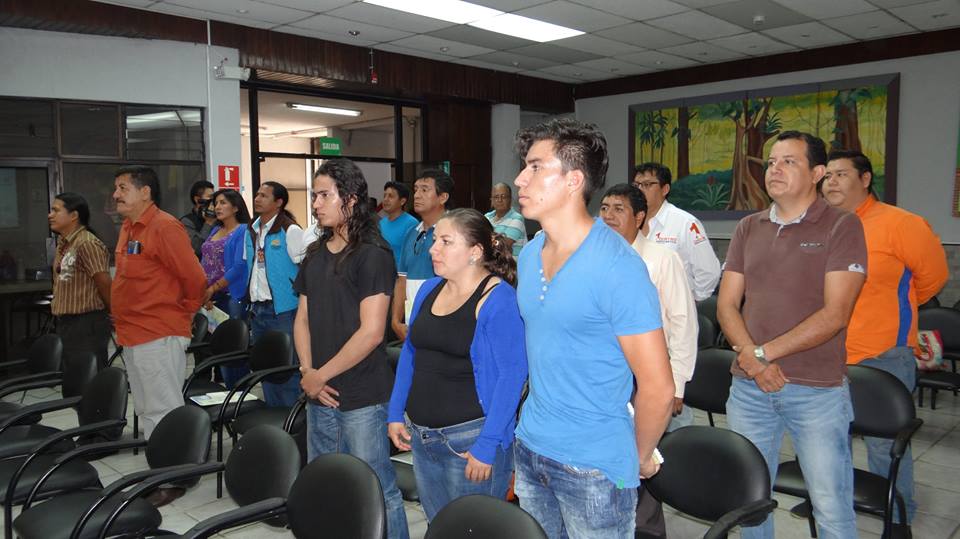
717, 131, 867, 539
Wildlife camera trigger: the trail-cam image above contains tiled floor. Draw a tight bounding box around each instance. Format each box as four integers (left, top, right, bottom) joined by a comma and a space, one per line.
2, 383, 960, 538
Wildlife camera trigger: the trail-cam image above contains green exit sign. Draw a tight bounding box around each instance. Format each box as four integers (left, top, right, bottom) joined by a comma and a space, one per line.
319, 137, 342, 156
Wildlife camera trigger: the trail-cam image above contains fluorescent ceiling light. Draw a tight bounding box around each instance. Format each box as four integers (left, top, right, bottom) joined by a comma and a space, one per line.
363, 0, 500, 25
469, 13, 584, 42
287, 103, 361, 117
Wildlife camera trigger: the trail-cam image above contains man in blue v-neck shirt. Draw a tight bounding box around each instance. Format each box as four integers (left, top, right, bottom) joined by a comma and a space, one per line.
511, 118, 675, 539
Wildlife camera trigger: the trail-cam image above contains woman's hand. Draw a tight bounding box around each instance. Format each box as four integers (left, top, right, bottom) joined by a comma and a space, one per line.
387, 422, 412, 452
463, 451, 492, 483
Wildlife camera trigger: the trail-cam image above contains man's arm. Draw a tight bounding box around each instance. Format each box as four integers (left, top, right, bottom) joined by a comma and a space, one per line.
293, 295, 311, 372
620, 329, 674, 479
159, 222, 208, 312
391, 276, 408, 341
717, 270, 753, 351
658, 252, 698, 401
92, 272, 112, 311
681, 220, 722, 301
898, 216, 948, 304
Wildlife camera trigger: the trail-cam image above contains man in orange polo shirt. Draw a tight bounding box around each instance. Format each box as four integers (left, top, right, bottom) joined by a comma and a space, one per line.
822, 149, 948, 525
112, 166, 207, 440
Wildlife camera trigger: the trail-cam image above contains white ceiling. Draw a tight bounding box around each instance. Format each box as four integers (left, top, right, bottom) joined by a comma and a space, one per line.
93, 0, 960, 83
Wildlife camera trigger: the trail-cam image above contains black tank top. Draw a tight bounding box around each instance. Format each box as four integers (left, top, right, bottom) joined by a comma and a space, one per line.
406, 275, 496, 428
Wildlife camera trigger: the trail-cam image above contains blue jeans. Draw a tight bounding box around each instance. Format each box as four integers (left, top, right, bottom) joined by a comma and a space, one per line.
407, 416, 514, 521
666, 404, 693, 432
514, 439, 637, 539
860, 346, 917, 523
214, 294, 249, 389
727, 377, 855, 539
249, 302, 301, 407
306, 402, 409, 539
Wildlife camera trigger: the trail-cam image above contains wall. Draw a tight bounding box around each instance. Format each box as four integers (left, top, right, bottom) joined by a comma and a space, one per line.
575, 50, 960, 243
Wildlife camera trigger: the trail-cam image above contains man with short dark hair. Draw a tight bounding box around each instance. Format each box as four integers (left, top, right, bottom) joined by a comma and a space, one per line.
633, 162, 720, 301
379, 181, 418, 263
718, 132, 867, 539
822, 149, 947, 526
485, 182, 527, 256
112, 165, 207, 439
180, 180, 215, 259
390, 169, 452, 341
513, 119, 673, 538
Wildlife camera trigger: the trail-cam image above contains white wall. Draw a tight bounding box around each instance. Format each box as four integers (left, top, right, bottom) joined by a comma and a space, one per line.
576, 50, 960, 242
0, 26, 242, 197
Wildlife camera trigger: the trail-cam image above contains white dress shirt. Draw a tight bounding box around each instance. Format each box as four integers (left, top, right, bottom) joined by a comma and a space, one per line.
247, 214, 304, 302
632, 234, 698, 398
643, 201, 721, 301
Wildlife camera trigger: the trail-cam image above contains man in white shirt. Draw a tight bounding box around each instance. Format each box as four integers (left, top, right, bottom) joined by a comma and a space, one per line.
633, 163, 721, 301
600, 182, 698, 539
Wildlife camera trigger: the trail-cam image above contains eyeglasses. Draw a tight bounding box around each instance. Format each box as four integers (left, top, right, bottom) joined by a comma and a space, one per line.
491, 195, 510, 201
634, 181, 661, 190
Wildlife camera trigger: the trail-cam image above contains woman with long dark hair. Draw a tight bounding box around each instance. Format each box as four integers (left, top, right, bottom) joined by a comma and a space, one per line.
293, 158, 409, 539
387, 208, 528, 521
199, 188, 251, 388
48, 192, 113, 370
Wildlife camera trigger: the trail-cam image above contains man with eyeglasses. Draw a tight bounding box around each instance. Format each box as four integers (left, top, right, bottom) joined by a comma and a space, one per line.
633, 163, 720, 301
391, 169, 453, 341
485, 182, 527, 256
179, 180, 215, 259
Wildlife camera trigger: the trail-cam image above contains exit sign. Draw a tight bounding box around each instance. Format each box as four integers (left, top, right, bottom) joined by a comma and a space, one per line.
319, 137, 342, 156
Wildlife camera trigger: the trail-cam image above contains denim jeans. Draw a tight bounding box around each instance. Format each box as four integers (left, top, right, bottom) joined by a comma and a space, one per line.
214, 294, 249, 389
860, 346, 917, 523
306, 402, 409, 539
407, 416, 514, 521
666, 404, 693, 432
514, 439, 637, 539
727, 377, 856, 539
248, 301, 301, 407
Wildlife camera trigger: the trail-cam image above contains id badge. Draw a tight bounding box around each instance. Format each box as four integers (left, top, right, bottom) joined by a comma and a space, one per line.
256, 247, 266, 267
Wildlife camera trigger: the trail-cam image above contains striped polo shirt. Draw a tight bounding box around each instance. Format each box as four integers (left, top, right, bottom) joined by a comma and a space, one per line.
52, 227, 110, 316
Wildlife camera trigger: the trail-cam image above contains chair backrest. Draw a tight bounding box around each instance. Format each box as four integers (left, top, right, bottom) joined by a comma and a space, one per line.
76, 367, 128, 429
191, 313, 209, 345
848, 365, 916, 439
146, 405, 212, 470
27, 334, 62, 374
646, 426, 771, 524
918, 306, 960, 351
919, 295, 940, 309
683, 348, 734, 415
287, 453, 386, 539
208, 319, 249, 357
61, 352, 98, 399
697, 314, 717, 349
696, 296, 718, 327
226, 425, 300, 511
425, 494, 548, 539
249, 331, 294, 384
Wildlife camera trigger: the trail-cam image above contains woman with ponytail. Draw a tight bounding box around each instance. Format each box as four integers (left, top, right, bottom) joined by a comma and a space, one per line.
387, 208, 528, 521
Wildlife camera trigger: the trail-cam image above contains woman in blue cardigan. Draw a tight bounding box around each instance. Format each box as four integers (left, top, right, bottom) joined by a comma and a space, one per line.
387, 208, 528, 521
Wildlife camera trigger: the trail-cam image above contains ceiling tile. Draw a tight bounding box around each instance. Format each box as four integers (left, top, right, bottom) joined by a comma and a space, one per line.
149, 3, 276, 28
700, 0, 811, 30
255, 0, 354, 12
670, 0, 742, 7
385, 35, 495, 58
660, 41, 746, 62
469, 0, 553, 11
290, 14, 413, 42
550, 33, 644, 56
507, 43, 603, 63
512, 1, 631, 32
769, 0, 876, 19
518, 70, 579, 83
468, 51, 559, 70
324, 3, 456, 33
707, 31, 797, 55
595, 21, 693, 48
273, 24, 379, 46
889, 0, 960, 31
569, 0, 690, 20
615, 49, 701, 69
571, 57, 656, 76
866, 0, 933, 7
822, 10, 917, 39
164, 0, 311, 25
452, 58, 525, 73
647, 10, 749, 39
539, 64, 610, 81
760, 21, 856, 47
374, 43, 451, 62
428, 25, 536, 50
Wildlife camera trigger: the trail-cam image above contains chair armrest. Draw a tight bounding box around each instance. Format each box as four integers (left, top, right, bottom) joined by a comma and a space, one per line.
183, 351, 250, 394
185, 341, 211, 354
0, 374, 64, 399
0, 359, 27, 371
0, 396, 82, 435
704, 499, 778, 539
891, 418, 923, 459
283, 395, 308, 432
227, 366, 299, 423
179, 498, 288, 539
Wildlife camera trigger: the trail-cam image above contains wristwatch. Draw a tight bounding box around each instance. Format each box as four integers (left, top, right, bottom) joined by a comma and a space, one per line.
753, 346, 770, 367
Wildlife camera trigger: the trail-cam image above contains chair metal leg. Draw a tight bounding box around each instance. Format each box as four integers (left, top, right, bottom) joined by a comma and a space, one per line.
917, 387, 925, 408
930, 389, 938, 410
805, 499, 818, 538
707, 412, 715, 427
133, 413, 140, 455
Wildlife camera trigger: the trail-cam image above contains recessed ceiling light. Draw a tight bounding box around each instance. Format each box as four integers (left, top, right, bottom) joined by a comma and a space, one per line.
931, 13, 947, 18
573, 72, 583, 76
800, 33, 810, 38
655, 60, 664, 65
287, 102, 362, 117
867, 25, 879, 29
364, 0, 499, 24
511, 61, 520, 67
348, 30, 360, 36
236, 8, 248, 14
440, 46, 450, 52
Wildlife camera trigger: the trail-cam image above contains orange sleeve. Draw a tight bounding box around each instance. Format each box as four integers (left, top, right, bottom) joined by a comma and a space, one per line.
894, 213, 948, 304
156, 220, 208, 313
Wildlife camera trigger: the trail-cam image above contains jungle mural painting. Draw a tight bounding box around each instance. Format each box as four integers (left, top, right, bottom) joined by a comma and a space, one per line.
629, 75, 900, 219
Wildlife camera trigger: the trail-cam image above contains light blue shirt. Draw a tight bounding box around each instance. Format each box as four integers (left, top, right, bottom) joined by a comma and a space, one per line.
379, 212, 418, 263
485, 208, 527, 257
515, 219, 662, 488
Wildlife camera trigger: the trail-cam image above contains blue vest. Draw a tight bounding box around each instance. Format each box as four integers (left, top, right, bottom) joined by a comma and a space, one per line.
244, 221, 299, 314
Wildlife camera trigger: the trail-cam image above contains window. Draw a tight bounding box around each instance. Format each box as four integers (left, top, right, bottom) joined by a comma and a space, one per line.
60, 103, 120, 157
126, 106, 203, 161
0, 99, 55, 158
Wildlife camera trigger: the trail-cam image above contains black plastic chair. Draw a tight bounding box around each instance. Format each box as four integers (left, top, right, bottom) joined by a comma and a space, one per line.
645, 426, 777, 539
183, 318, 249, 398
917, 307, 960, 409
918, 295, 940, 310
697, 313, 718, 350
11, 405, 213, 539
773, 365, 922, 539
425, 494, 547, 538
175, 452, 387, 539
683, 348, 734, 427
0, 350, 95, 429
0, 334, 63, 424
0, 367, 128, 539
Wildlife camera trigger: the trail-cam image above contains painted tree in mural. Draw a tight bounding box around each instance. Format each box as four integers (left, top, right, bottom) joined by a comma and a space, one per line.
831, 87, 870, 151
719, 97, 780, 211
636, 111, 668, 164
672, 106, 697, 179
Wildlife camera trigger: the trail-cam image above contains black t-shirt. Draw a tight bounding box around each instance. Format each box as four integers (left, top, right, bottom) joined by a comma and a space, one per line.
293, 241, 397, 411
